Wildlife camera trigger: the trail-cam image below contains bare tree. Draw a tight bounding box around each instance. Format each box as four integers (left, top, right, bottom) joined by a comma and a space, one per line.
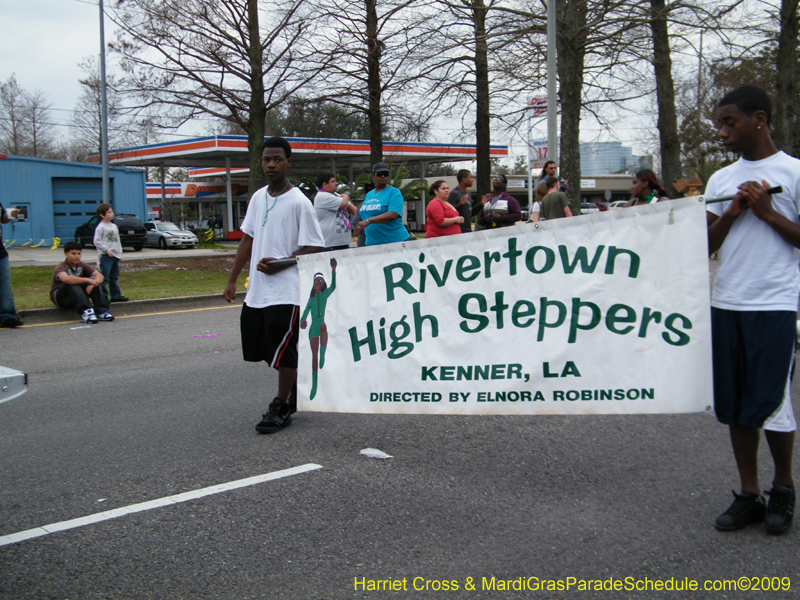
409, 0, 537, 198
110, 0, 325, 195
264, 99, 372, 139
774, 0, 799, 151
23, 90, 56, 158
305, 0, 433, 166
0, 74, 62, 158
547, 0, 651, 209
648, 0, 681, 196
640, 0, 746, 195
71, 56, 129, 160
674, 0, 798, 173
0, 75, 28, 155
556, 0, 588, 210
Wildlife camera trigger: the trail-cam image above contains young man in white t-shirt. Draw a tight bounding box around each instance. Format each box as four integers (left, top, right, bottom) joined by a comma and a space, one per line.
313, 172, 357, 250
224, 137, 325, 434
707, 85, 797, 534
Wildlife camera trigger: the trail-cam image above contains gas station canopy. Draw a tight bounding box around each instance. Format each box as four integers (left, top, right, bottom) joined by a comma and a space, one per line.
107, 135, 508, 174
105, 135, 508, 236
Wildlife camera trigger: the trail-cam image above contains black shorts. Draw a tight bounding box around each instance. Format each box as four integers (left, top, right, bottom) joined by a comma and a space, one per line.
712, 307, 796, 431
240, 303, 299, 369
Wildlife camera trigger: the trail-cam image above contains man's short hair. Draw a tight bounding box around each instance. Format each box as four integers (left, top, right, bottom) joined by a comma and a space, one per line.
64, 241, 81, 253
96, 203, 112, 217
719, 85, 772, 127
545, 176, 559, 189
456, 169, 472, 183
259, 136, 292, 158
316, 172, 336, 189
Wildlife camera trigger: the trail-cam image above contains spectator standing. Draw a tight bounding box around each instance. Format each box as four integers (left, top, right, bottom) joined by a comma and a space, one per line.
93, 204, 129, 302
478, 174, 522, 229
541, 176, 573, 220
448, 169, 476, 233
51, 241, 114, 323
224, 137, 325, 434
426, 180, 464, 238
538, 160, 556, 182
529, 180, 550, 223
314, 172, 357, 251
354, 163, 408, 246
625, 169, 670, 207
706, 85, 797, 534
0, 203, 23, 328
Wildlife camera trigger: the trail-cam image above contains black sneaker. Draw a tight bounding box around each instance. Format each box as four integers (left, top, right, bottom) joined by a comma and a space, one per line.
765, 484, 795, 534
715, 491, 766, 531
255, 397, 292, 434
111, 296, 129, 302
0, 317, 24, 328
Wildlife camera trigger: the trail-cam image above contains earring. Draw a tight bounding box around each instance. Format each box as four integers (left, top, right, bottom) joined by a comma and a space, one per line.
758, 126, 762, 130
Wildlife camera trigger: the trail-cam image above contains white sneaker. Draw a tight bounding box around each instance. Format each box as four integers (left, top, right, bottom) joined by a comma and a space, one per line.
81, 308, 98, 324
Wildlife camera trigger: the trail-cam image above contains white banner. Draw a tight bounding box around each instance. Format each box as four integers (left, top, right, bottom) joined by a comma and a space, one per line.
297, 198, 712, 415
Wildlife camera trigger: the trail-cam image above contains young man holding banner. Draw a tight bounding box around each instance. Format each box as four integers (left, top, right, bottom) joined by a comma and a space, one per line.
706, 85, 797, 534
224, 137, 325, 434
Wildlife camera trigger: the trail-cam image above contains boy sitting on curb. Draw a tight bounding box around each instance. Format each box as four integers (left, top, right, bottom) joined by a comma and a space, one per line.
50, 241, 114, 324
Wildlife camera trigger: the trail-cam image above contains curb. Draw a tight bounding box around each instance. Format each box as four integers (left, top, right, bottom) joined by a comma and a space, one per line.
18, 294, 241, 324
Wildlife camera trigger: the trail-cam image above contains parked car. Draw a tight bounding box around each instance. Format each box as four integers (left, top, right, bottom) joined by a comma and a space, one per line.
144, 221, 199, 249
608, 200, 628, 209
74, 214, 146, 251
580, 202, 600, 214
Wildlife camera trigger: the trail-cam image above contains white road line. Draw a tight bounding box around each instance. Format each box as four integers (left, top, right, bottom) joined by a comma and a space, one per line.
0, 463, 323, 547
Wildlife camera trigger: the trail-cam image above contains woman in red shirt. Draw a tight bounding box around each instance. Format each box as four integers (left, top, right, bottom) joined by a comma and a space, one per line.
425, 180, 464, 238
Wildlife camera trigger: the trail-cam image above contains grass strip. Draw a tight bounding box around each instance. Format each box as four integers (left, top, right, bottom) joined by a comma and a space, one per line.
11, 256, 247, 310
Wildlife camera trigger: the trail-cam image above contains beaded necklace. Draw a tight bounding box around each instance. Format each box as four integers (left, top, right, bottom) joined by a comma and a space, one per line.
263, 180, 291, 226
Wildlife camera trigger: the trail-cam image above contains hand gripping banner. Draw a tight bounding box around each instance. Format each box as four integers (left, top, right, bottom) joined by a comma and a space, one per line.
297, 198, 712, 415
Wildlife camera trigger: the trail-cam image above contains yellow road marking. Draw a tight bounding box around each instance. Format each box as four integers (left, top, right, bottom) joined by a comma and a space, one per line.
14, 304, 240, 328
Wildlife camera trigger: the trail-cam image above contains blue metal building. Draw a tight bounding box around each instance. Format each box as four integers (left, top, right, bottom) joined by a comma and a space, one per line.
0, 155, 146, 247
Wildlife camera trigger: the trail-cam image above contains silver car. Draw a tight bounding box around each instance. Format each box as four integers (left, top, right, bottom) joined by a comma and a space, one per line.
143, 221, 199, 249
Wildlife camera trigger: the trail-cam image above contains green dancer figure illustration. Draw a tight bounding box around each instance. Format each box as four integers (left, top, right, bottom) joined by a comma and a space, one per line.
300, 257, 337, 400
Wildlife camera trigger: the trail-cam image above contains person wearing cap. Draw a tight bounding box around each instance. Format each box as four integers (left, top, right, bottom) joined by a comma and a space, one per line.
354, 163, 408, 245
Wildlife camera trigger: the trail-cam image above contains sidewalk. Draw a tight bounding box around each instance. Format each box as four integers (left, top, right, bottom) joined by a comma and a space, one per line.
6, 242, 239, 267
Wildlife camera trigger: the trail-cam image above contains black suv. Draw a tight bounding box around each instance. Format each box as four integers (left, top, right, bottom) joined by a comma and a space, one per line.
74, 214, 147, 251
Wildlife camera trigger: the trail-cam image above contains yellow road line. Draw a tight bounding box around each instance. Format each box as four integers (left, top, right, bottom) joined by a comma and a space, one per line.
14, 304, 240, 328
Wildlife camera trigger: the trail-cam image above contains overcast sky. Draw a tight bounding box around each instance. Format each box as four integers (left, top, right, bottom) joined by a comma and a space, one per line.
0, 0, 117, 135
1, 0, 668, 159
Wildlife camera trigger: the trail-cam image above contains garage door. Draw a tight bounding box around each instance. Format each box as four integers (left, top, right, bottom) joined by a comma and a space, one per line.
52, 178, 111, 241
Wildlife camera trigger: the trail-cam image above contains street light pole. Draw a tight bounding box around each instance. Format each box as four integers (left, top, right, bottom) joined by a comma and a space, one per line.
99, 0, 110, 205
547, 0, 558, 169
527, 108, 533, 211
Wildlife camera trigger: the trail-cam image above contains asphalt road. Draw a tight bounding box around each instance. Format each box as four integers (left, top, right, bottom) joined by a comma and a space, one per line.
0, 297, 797, 600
